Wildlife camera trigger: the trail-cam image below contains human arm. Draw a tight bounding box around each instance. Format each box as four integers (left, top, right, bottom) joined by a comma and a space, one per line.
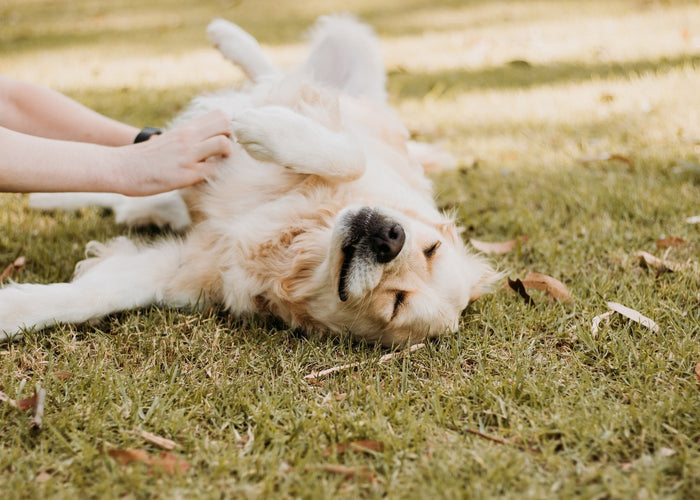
0, 111, 232, 196
0, 75, 138, 146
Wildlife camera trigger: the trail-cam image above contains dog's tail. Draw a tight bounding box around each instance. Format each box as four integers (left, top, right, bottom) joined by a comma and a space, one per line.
302, 14, 387, 102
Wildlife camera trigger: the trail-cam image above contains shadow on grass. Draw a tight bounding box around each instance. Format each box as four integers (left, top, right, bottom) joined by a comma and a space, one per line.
389, 53, 700, 97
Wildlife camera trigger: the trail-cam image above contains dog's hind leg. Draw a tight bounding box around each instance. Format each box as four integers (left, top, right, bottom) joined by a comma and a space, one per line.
302, 15, 387, 102
207, 18, 279, 82
29, 191, 191, 231
0, 237, 193, 342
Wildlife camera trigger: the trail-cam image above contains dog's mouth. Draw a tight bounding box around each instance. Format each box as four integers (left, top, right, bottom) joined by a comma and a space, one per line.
337, 207, 373, 302
338, 244, 355, 302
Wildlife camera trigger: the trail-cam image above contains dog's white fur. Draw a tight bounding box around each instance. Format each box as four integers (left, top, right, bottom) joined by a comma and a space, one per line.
1, 16, 495, 346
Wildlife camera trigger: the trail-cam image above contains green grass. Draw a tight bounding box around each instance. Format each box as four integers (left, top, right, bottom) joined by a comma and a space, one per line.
1, 0, 700, 498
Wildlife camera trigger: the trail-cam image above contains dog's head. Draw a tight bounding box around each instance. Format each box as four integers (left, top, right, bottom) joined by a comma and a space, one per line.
299, 205, 495, 346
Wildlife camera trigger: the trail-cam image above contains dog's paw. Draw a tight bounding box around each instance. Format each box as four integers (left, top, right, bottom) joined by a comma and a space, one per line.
231, 107, 310, 164
74, 237, 139, 279
0, 285, 33, 342
113, 192, 191, 231
207, 18, 243, 48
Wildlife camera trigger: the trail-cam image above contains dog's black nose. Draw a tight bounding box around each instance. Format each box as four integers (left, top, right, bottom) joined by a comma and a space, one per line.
370, 222, 405, 263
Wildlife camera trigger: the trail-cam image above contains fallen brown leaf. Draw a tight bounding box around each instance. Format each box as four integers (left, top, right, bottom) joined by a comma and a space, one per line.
695, 362, 700, 387
52, 371, 73, 381
108, 448, 151, 466
621, 462, 634, 472
636, 251, 684, 272
152, 452, 191, 475
137, 429, 179, 451
17, 392, 38, 411
578, 152, 633, 167
107, 448, 190, 475
470, 236, 529, 255
305, 464, 376, 482
507, 278, 534, 306
325, 440, 384, 457
521, 272, 572, 302
655, 237, 685, 249
35, 471, 52, 483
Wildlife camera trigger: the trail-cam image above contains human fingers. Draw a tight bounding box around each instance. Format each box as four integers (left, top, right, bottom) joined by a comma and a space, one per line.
185, 110, 232, 141
193, 134, 231, 162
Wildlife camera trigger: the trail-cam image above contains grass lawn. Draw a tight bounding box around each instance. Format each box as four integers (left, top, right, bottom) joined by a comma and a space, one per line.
1, 0, 700, 497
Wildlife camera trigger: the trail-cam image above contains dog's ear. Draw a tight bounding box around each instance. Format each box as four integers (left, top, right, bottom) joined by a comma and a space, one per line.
406, 141, 458, 173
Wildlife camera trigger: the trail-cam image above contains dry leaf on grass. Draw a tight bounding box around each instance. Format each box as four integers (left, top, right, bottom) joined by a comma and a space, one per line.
470, 236, 529, 255
52, 371, 73, 381
521, 272, 572, 302
324, 440, 384, 457
108, 448, 151, 466
35, 471, 52, 483
591, 311, 614, 337
107, 448, 190, 475
694, 362, 700, 387
578, 152, 634, 167
0, 256, 27, 284
507, 278, 534, 306
592, 302, 660, 336
305, 464, 376, 482
655, 237, 685, 249
137, 429, 179, 451
17, 392, 38, 411
304, 343, 425, 380
636, 251, 684, 272
607, 302, 660, 333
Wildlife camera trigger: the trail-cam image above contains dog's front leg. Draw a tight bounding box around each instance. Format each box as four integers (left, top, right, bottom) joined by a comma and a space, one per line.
231, 106, 366, 182
0, 238, 188, 341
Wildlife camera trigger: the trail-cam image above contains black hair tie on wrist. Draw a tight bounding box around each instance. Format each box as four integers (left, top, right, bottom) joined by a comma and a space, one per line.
133, 126, 164, 143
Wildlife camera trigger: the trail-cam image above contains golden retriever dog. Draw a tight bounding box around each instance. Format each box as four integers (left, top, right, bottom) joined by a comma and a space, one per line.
0, 16, 496, 346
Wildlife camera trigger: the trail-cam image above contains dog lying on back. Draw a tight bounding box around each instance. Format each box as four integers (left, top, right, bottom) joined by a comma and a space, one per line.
0, 16, 496, 346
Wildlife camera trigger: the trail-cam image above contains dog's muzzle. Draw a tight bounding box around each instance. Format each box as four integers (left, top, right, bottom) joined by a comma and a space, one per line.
338, 207, 405, 301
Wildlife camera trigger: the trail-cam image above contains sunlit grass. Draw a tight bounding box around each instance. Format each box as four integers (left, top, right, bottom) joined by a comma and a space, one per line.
1, 0, 699, 498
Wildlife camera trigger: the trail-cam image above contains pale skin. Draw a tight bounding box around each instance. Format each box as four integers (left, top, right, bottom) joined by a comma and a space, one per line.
0, 76, 231, 196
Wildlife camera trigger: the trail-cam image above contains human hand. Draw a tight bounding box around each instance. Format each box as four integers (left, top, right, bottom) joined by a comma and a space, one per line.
116, 110, 231, 196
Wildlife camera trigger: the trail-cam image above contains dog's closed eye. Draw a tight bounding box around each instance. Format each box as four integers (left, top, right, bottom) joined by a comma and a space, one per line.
423, 241, 441, 259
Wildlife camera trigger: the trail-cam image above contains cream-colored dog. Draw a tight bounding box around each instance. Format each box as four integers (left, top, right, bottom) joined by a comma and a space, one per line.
0, 16, 495, 346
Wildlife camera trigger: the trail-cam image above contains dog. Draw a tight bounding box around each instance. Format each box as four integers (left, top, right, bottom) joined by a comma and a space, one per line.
0, 16, 496, 346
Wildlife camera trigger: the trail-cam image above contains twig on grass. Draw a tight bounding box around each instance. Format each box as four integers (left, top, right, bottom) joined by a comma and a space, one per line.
465, 428, 509, 445
30, 388, 46, 430
465, 428, 541, 454
304, 343, 425, 380
135, 429, 179, 450
0, 255, 27, 285
0, 390, 20, 409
